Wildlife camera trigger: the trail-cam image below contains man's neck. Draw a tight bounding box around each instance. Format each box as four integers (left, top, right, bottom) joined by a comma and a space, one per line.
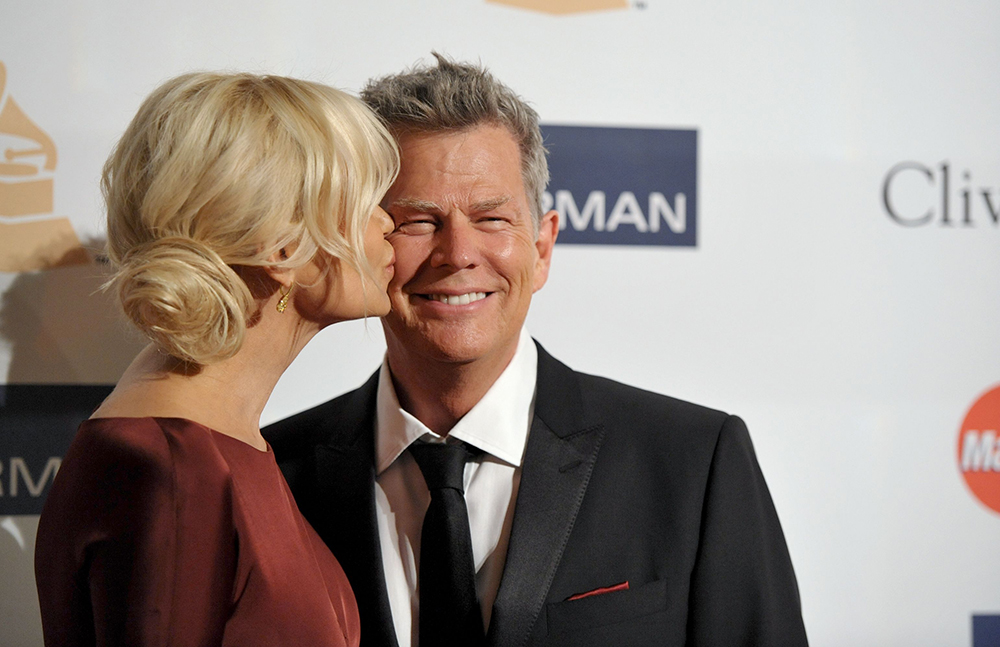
386, 345, 519, 436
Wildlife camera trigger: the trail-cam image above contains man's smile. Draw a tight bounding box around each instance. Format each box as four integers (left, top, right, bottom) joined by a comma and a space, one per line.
416, 291, 491, 305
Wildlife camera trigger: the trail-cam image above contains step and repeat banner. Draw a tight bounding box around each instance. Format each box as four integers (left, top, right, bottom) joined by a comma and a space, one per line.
1, 1, 998, 645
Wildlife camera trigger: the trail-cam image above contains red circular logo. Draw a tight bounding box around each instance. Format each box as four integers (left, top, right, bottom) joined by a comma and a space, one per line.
958, 384, 1000, 515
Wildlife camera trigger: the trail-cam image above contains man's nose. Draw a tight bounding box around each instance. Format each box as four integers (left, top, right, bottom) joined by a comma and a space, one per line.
430, 218, 478, 269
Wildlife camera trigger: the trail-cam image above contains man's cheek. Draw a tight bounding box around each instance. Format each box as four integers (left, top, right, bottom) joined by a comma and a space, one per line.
389, 239, 427, 269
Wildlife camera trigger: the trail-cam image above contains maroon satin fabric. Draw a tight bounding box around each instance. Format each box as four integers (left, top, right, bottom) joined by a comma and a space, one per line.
35, 417, 360, 647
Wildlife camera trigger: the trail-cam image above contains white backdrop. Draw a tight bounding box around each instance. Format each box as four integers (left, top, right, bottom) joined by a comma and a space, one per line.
2, 2, 999, 646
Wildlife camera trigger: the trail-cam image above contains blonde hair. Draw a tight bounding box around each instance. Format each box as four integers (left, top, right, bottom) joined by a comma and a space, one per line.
103, 72, 399, 365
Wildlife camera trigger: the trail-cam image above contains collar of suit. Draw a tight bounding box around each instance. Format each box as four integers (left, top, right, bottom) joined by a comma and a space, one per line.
305, 341, 606, 647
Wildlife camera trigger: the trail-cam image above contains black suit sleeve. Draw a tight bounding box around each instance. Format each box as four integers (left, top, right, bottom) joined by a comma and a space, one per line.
686, 415, 808, 646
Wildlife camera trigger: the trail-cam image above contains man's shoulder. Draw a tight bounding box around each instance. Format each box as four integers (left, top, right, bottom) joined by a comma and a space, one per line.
578, 369, 726, 420
539, 344, 729, 424
262, 370, 379, 459
581, 370, 736, 447
537, 344, 737, 454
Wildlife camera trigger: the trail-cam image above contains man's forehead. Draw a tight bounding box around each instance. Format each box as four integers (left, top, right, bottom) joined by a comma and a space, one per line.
396, 127, 521, 174
397, 123, 519, 151
388, 126, 528, 212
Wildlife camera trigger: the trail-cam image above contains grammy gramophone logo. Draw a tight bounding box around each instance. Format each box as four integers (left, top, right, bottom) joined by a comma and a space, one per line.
0, 61, 89, 272
486, 0, 628, 14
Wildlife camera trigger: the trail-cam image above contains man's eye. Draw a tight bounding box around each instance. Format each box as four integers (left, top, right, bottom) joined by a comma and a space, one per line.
396, 220, 436, 234
478, 216, 508, 228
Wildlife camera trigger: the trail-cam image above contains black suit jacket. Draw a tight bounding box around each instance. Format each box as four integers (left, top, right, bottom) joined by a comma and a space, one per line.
265, 343, 808, 647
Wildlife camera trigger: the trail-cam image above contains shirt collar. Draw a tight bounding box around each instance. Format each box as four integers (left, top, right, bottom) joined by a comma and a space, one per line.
375, 327, 537, 475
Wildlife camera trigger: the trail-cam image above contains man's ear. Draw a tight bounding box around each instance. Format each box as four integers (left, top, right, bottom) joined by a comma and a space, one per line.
532, 209, 559, 293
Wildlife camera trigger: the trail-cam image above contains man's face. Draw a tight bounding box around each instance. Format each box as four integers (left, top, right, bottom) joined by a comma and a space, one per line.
381, 124, 557, 373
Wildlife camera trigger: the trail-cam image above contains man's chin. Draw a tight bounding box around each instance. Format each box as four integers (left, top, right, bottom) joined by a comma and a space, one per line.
384, 327, 513, 369
396, 342, 491, 366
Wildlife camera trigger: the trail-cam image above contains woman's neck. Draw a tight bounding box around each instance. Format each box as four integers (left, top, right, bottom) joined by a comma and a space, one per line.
93, 307, 320, 450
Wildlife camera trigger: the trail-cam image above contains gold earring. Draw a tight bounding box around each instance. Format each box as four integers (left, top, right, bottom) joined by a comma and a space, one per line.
276, 284, 293, 313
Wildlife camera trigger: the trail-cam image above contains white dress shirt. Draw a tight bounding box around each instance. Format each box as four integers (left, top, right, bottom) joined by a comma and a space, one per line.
374, 328, 538, 647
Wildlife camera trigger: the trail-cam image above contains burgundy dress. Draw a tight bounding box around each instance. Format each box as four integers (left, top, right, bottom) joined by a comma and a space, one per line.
35, 417, 360, 647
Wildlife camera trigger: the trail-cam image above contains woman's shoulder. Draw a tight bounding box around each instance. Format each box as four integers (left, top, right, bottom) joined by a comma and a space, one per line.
36, 418, 243, 647
40, 417, 237, 541
77, 415, 171, 447
76, 416, 218, 458
62, 417, 234, 492
67, 417, 173, 476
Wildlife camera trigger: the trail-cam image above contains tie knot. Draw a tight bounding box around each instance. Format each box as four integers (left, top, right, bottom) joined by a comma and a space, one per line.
409, 442, 474, 493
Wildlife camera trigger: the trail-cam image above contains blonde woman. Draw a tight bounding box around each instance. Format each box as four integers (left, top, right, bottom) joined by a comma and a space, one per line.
34, 72, 398, 647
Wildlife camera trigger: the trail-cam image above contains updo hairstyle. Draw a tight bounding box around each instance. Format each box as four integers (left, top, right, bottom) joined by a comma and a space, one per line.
102, 72, 399, 365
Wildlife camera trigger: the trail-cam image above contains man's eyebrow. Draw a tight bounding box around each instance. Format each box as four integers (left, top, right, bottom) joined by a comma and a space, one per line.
389, 198, 444, 213
470, 195, 511, 212
388, 196, 512, 214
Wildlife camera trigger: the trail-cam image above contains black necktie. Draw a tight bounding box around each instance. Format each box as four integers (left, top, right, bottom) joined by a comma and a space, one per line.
409, 441, 485, 647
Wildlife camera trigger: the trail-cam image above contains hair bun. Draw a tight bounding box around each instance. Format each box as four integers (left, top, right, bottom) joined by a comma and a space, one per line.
113, 237, 252, 365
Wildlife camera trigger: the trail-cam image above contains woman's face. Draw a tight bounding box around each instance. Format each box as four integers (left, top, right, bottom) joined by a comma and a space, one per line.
294, 207, 396, 324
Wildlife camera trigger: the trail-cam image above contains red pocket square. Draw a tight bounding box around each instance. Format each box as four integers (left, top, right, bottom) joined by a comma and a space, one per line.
566, 580, 629, 601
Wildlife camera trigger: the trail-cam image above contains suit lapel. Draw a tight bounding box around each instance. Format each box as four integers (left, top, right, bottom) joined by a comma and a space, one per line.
308, 372, 399, 647
488, 344, 606, 647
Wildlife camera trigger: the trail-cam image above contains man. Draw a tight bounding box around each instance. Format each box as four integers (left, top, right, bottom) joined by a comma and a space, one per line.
266, 54, 808, 647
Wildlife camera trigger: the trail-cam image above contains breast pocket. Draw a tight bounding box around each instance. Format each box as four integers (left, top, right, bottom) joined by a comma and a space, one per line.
544, 579, 674, 645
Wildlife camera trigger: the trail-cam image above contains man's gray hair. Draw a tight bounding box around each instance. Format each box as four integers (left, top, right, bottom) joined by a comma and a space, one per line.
361, 53, 549, 227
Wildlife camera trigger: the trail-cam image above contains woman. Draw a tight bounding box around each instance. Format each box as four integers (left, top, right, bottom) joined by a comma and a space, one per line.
34, 72, 398, 647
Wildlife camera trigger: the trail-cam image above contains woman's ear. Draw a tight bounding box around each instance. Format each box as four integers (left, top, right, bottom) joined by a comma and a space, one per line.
263, 247, 295, 287
232, 264, 280, 300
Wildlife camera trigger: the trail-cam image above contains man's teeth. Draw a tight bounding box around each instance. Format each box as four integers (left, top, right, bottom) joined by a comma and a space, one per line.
429, 292, 488, 305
